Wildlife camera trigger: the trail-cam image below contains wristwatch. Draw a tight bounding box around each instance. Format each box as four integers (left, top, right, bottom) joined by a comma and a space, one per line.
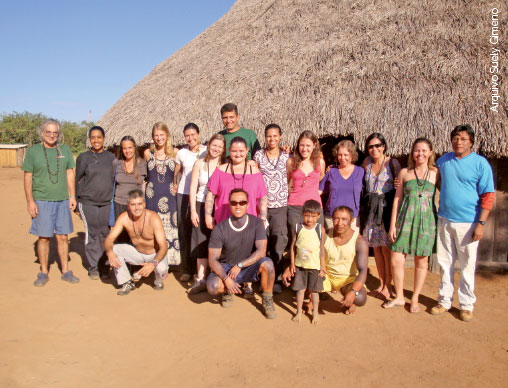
237, 262, 244, 269
478, 221, 486, 226
351, 289, 359, 297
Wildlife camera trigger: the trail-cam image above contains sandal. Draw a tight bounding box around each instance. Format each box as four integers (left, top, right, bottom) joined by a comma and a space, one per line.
382, 300, 405, 309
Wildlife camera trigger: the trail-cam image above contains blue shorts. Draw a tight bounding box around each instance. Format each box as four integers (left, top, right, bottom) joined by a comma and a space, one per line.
29, 200, 73, 237
210, 257, 272, 284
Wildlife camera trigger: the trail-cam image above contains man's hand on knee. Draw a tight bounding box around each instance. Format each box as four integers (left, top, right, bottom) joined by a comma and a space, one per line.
138, 262, 156, 277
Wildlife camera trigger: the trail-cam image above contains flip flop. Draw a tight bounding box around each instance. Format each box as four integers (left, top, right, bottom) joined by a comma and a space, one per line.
382, 300, 405, 309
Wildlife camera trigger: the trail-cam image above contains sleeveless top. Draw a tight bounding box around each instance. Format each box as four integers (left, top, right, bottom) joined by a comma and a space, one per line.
196, 162, 211, 203
288, 165, 322, 206
295, 223, 322, 270
324, 229, 359, 277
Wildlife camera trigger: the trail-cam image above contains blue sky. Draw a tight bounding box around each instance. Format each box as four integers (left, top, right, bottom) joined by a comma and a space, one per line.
0, 0, 236, 123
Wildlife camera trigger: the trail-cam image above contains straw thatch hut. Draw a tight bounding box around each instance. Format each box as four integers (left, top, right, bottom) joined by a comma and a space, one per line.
99, 0, 507, 267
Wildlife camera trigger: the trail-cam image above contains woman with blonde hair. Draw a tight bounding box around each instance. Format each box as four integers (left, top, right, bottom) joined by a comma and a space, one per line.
384, 138, 438, 312
187, 133, 226, 293
143, 122, 180, 266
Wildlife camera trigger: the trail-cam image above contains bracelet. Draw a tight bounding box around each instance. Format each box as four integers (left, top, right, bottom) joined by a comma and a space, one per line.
152, 260, 159, 267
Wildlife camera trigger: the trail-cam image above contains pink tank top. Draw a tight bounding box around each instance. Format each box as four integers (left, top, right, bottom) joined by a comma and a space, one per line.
288, 166, 322, 206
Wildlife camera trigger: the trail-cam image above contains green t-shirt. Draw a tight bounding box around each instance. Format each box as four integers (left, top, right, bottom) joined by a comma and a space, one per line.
22, 143, 75, 201
218, 127, 261, 160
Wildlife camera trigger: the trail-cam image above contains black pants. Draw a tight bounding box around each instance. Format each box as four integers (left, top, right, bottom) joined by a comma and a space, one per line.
267, 206, 288, 278
78, 203, 111, 274
177, 193, 193, 274
113, 202, 130, 243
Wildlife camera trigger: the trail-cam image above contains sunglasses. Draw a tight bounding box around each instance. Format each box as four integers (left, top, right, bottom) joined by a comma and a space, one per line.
229, 200, 248, 206
367, 143, 384, 150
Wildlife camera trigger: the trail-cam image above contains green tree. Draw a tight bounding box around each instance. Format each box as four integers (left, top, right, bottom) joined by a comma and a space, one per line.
0, 111, 47, 145
0, 111, 93, 154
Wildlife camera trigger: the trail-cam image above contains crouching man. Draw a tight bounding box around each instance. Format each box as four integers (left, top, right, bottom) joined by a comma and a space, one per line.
104, 189, 168, 295
206, 189, 277, 319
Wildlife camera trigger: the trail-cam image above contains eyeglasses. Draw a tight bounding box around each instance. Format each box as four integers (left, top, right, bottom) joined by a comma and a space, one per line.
367, 143, 383, 150
45, 131, 59, 137
229, 200, 248, 206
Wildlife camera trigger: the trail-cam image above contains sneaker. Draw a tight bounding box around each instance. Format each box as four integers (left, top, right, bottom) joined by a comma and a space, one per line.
34, 272, 49, 287
61, 270, 80, 284
273, 283, 282, 294
117, 280, 136, 296
262, 295, 277, 319
153, 282, 164, 291
459, 310, 473, 322
221, 293, 234, 308
88, 270, 100, 280
430, 304, 448, 315
187, 279, 207, 295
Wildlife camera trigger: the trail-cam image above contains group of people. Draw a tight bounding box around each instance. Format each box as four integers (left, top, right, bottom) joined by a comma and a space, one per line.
23, 103, 495, 323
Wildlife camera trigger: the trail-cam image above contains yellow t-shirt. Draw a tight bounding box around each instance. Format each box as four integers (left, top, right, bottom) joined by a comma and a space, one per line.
324, 229, 359, 278
295, 224, 322, 270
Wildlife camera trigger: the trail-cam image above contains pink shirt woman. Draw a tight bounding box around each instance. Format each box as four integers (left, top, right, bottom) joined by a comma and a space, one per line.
205, 136, 268, 227
286, 131, 326, 241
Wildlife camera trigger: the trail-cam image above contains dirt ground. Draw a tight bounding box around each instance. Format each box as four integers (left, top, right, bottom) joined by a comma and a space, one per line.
1, 167, 507, 388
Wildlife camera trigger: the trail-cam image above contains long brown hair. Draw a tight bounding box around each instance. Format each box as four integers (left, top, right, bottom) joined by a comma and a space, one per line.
408, 137, 436, 169
150, 122, 176, 158
204, 133, 226, 164
118, 135, 143, 184
292, 130, 321, 169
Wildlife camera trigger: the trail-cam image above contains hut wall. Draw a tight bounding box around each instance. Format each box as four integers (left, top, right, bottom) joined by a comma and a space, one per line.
478, 158, 508, 270
16, 147, 26, 167
0, 149, 18, 167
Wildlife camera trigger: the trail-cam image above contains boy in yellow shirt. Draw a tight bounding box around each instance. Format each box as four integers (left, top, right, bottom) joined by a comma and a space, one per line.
289, 200, 327, 324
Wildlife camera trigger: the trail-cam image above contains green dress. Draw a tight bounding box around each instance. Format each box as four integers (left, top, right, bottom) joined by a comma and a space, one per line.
390, 179, 437, 256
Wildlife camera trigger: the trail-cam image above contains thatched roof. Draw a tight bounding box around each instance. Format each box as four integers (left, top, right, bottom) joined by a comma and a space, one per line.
99, 0, 508, 157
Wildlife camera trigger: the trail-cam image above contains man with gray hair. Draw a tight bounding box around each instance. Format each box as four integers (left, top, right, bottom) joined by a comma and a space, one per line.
23, 119, 80, 286
104, 190, 169, 295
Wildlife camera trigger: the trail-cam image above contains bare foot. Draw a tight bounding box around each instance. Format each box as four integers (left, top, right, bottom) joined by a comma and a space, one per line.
312, 313, 320, 325
305, 300, 314, 314
344, 304, 357, 315
292, 312, 302, 323
410, 302, 421, 313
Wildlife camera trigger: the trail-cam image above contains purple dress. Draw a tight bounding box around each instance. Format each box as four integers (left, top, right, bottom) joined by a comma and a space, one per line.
319, 166, 364, 218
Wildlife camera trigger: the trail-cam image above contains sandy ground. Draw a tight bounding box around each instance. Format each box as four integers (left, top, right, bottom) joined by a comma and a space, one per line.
0, 167, 507, 388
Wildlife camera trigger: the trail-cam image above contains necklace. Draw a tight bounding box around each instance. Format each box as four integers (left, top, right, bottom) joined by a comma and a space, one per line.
154, 153, 167, 183
264, 148, 281, 169
42, 144, 60, 184
123, 160, 134, 174
414, 168, 430, 198
230, 162, 247, 189
366, 155, 385, 193
132, 210, 146, 238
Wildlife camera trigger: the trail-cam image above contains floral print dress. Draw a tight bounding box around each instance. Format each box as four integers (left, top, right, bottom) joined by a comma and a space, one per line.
145, 153, 180, 265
